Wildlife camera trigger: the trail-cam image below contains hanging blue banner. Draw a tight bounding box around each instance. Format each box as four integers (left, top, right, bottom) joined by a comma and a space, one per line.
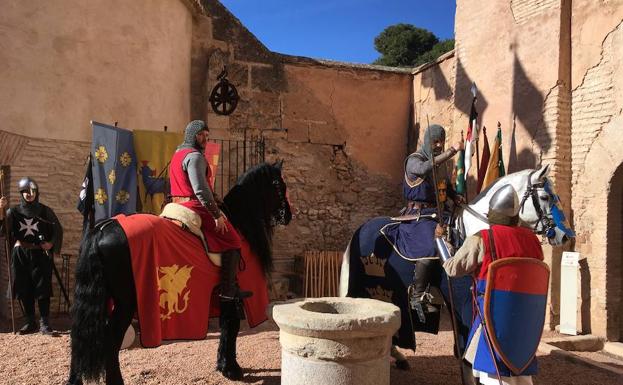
90, 121, 137, 222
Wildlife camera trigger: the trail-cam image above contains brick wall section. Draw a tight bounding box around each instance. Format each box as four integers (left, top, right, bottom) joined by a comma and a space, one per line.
0, 130, 88, 319
571, 21, 623, 338
511, 0, 559, 24
537, 81, 573, 327
571, 23, 619, 184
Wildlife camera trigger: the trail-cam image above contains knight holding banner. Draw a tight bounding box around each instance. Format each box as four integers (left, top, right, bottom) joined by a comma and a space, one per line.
168, 119, 250, 380
443, 185, 547, 385
0, 177, 63, 335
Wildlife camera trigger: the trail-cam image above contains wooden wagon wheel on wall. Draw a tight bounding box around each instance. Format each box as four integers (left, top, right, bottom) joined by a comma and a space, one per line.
209, 67, 239, 116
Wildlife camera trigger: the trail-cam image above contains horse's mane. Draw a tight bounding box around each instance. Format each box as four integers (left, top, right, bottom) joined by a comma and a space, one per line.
223, 162, 281, 275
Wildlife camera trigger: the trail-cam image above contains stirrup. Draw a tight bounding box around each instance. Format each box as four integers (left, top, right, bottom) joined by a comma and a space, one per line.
219, 290, 252, 301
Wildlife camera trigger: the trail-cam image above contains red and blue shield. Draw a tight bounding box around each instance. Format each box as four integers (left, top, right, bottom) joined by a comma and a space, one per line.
484, 258, 550, 375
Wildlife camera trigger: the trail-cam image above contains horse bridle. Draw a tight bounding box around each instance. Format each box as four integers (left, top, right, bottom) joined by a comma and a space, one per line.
272, 178, 289, 225
460, 171, 557, 240
519, 170, 556, 239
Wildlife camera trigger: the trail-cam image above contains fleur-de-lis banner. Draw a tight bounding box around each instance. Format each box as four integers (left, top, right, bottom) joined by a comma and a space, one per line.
91, 121, 137, 221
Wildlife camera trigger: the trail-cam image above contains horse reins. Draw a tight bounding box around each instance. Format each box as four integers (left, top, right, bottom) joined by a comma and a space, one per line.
519, 170, 556, 240
460, 171, 556, 241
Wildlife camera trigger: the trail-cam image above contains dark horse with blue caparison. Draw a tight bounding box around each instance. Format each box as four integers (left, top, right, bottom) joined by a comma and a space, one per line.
66, 161, 292, 385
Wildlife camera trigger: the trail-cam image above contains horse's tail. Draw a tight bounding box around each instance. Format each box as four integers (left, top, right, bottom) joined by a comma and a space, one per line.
70, 228, 109, 381
338, 237, 353, 297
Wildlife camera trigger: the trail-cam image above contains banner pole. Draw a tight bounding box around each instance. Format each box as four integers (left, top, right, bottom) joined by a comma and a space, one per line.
0, 169, 16, 333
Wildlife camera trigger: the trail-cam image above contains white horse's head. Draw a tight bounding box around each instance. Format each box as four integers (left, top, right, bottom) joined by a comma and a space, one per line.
466, 165, 574, 246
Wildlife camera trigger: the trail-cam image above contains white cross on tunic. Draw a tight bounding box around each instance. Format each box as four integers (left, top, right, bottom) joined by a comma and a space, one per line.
19, 218, 39, 237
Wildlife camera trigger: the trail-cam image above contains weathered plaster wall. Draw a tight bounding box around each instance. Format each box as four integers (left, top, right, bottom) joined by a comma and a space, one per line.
571, 0, 623, 340
450, 0, 577, 329
0, 0, 194, 141
276, 61, 411, 282
411, 52, 456, 154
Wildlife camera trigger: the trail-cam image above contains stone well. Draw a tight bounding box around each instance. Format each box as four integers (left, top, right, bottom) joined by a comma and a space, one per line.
272, 297, 401, 385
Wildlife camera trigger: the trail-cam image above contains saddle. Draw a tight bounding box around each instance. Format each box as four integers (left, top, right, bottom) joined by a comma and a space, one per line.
159, 203, 223, 266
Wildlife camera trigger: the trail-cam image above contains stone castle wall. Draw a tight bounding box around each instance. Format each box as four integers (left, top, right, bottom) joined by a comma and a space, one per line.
0, 0, 411, 318
412, 0, 623, 337
570, 0, 623, 340
2, 0, 622, 340
189, 1, 412, 294
413, 0, 623, 339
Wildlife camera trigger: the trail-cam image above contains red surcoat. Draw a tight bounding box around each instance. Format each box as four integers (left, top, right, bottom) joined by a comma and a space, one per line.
169, 148, 241, 252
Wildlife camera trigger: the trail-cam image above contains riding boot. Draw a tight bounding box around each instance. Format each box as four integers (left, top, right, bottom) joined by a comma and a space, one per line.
38, 298, 53, 335
216, 300, 243, 380
19, 296, 38, 335
219, 249, 252, 300
411, 259, 439, 325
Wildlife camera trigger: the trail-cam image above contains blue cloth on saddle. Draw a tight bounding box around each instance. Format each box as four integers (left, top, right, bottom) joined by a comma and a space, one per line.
346, 216, 473, 352
381, 207, 440, 260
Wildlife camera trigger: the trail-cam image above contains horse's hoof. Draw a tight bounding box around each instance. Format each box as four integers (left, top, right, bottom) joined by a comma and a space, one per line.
395, 359, 411, 371
218, 363, 243, 381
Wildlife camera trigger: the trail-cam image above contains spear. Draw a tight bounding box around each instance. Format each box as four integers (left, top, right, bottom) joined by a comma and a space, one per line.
0, 169, 16, 333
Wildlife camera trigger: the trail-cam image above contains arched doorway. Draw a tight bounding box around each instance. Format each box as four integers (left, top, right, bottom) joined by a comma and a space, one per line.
607, 163, 623, 341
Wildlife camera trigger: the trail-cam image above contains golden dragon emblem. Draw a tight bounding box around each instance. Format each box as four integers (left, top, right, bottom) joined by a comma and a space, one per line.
158, 264, 194, 320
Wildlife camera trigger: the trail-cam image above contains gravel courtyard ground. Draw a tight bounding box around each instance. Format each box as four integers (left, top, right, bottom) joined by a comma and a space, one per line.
0, 314, 621, 384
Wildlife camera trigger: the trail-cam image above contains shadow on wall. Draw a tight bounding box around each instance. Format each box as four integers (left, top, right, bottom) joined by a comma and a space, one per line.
606, 163, 623, 341
512, 51, 550, 156
455, 59, 489, 119
421, 64, 453, 102
412, 65, 453, 153
453, 50, 552, 170
508, 117, 538, 172
413, 59, 489, 155
579, 258, 592, 334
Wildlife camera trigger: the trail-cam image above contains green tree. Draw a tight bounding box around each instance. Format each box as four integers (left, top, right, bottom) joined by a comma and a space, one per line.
415, 39, 455, 66
373, 23, 454, 67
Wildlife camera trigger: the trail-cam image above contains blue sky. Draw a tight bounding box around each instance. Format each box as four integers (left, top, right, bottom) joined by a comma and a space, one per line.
219, 0, 456, 64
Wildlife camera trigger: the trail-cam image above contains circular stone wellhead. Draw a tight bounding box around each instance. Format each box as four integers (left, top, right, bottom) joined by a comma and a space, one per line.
272, 297, 401, 385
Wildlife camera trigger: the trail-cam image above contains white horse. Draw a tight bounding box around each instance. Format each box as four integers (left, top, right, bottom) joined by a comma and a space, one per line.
457, 165, 571, 244
339, 165, 573, 384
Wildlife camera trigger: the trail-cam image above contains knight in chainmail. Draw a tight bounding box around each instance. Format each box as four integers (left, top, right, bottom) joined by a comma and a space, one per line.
168, 120, 249, 380
383, 124, 464, 332
0, 177, 63, 335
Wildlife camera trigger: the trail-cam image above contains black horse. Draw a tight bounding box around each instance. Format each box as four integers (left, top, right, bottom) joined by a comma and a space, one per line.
66, 161, 291, 385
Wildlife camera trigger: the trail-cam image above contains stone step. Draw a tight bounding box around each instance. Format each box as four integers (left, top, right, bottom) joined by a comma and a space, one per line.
542, 334, 605, 352
603, 342, 623, 359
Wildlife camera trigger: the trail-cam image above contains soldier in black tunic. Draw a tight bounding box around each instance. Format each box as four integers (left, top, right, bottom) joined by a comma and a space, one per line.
0, 177, 63, 334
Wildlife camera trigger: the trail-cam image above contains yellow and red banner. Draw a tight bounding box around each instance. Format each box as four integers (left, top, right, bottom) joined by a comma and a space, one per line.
133, 130, 183, 215
133, 130, 221, 214
204, 142, 221, 190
